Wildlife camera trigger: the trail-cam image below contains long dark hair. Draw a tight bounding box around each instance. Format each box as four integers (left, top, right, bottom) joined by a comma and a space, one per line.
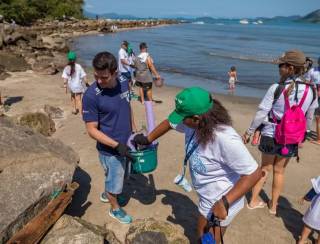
68, 61, 76, 77
195, 99, 232, 146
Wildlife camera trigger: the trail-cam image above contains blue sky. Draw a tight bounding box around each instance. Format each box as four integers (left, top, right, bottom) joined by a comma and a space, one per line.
84, 0, 320, 18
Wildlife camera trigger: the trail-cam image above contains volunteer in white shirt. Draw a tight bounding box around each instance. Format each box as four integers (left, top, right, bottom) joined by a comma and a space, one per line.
62, 51, 88, 115
305, 56, 320, 145
133, 87, 261, 243
243, 50, 318, 215
118, 41, 131, 80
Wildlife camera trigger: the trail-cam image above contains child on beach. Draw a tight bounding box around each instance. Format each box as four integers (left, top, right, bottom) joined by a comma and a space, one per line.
298, 176, 320, 244
228, 66, 238, 90
62, 51, 88, 115
133, 87, 261, 243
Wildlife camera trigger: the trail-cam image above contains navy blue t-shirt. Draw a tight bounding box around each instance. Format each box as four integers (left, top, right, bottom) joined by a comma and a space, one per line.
82, 76, 132, 156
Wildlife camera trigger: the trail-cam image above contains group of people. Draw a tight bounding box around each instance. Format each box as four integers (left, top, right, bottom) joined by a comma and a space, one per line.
61, 45, 319, 243
61, 40, 162, 116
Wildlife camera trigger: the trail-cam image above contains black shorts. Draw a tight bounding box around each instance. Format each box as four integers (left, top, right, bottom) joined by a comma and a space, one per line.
258, 136, 298, 158
136, 81, 153, 90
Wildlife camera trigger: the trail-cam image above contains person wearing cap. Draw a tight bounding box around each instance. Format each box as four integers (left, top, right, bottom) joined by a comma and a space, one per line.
242, 50, 318, 215
118, 41, 132, 81
62, 51, 88, 115
133, 87, 261, 242
305, 56, 320, 145
133, 42, 161, 104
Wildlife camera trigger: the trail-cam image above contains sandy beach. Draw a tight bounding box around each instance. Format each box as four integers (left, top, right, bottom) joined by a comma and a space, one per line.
1, 69, 319, 243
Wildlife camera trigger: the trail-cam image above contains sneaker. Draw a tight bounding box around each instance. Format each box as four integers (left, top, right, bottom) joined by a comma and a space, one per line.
100, 192, 109, 203
109, 208, 132, 224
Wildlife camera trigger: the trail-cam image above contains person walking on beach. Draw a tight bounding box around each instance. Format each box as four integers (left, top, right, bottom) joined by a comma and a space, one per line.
82, 51, 133, 224
62, 51, 88, 115
134, 42, 161, 104
297, 176, 320, 244
133, 87, 261, 243
305, 56, 320, 145
242, 50, 318, 215
228, 66, 238, 90
118, 40, 132, 81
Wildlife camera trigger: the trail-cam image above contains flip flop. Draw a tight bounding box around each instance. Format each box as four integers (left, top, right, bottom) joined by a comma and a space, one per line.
310, 140, 320, 145
247, 201, 266, 210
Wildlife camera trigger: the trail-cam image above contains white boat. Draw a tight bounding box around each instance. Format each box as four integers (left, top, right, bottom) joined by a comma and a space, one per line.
253, 21, 258, 25
239, 19, 249, 24
192, 21, 205, 25
257, 20, 263, 24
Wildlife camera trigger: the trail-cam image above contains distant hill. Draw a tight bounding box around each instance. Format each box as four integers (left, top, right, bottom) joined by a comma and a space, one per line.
84, 10, 140, 20
299, 9, 320, 23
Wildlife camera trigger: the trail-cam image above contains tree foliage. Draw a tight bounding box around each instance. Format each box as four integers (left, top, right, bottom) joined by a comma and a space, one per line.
0, 0, 84, 25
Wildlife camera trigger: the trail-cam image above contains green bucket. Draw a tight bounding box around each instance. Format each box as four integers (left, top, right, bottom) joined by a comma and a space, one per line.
130, 144, 158, 174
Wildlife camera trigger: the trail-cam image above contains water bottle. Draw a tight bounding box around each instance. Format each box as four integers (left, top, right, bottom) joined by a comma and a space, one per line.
173, 174, 192, 192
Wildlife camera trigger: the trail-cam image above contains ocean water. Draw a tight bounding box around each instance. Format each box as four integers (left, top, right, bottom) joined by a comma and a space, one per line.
73, 21, 320, 98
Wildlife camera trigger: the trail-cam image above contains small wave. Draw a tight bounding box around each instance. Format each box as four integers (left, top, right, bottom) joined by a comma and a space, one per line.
208, 52, 274, 64
192, 21, 205, 25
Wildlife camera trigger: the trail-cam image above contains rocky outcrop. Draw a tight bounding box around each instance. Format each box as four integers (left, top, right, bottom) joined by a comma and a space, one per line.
15, 112, 56, 136
0, 116, 79, 243
41, 215, 121, 244
0, 19, 179, 79
125, 218, 189, 244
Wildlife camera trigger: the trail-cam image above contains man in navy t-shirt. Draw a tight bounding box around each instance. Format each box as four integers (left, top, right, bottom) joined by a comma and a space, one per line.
82, 52, 133, 224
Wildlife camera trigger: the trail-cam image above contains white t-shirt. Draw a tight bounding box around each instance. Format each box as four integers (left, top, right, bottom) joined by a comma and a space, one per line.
138, 52, 151, 63
118, 48, 130, 73
173, 123, 258, 218
305, 66, 320, 85
62, 63, 86, 93
257, 80, 318, 137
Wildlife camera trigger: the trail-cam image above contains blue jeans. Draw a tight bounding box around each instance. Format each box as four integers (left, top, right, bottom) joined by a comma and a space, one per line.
99, 153, 126, 194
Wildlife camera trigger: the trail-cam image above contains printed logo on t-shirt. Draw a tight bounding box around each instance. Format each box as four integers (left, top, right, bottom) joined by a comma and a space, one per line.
119, 75, 128, 83
120, 90, 130, 103
187, 140, 207, 175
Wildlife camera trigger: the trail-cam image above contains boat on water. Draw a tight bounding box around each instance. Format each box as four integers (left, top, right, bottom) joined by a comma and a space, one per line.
257, 20, 263, 24
192, 21, 205, 25
239, 19, 249, 24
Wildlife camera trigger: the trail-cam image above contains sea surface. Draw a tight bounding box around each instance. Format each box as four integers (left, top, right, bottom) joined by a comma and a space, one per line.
73, 21, 320, 98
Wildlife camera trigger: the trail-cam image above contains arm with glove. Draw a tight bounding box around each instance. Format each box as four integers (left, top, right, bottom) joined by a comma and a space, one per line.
133, 119, 172, 147
86, 121, 132, 160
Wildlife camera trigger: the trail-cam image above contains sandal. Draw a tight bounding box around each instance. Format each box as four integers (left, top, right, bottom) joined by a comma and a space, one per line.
267, 201, 277, 215
247, 201, 266, 210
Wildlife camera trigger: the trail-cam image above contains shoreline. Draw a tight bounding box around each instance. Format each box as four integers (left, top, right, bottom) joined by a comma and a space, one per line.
1, 70, 319, 243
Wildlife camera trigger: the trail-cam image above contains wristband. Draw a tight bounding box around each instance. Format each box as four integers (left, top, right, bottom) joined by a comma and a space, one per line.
221, 196, 229, 215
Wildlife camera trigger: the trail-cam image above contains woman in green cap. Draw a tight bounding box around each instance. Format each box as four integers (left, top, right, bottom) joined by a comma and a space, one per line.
133, 87, 261, 243
62, 51, 88, 115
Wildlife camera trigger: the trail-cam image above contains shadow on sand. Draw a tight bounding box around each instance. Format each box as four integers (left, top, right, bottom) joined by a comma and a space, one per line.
122, 173, 198, 242
65, 166, 92, 217
4, 96, 23, 106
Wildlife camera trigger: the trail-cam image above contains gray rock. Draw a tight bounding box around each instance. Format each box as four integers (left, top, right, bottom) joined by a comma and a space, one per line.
16, 112, 56, 136
41, 215, 121, 244
125, 218, 189, 244
0, 116, 79, 243
44, 105, 64, 119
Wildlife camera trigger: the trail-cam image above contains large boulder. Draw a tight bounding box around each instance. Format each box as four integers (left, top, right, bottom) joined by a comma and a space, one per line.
0, 116, 79, 243
41, 215, 121, 244
125, 218, 189, 244
0, 52, 30, 72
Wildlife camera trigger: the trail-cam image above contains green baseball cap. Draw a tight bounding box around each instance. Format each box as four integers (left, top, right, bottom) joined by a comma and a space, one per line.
67, 51, 76, 61
168, 87, 213, 125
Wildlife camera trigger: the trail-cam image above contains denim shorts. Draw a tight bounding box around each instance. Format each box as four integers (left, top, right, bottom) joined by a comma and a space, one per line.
99, 153, 126, 194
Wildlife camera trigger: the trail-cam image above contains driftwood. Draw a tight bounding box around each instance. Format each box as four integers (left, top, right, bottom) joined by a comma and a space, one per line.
7, 182, 79, 244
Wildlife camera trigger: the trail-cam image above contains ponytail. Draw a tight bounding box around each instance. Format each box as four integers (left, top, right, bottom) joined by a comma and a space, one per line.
68, 61, 76, 77
285, 65, 305, 97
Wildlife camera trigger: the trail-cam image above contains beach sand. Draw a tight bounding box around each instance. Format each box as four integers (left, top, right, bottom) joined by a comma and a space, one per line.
1, 70, 320, 243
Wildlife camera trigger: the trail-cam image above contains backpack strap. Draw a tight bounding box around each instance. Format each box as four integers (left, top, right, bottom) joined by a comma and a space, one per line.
298, 85, 309, 108
273, 83, 286, 105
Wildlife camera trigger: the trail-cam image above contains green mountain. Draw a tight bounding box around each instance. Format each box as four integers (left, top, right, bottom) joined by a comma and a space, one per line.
299, 9, 320, 23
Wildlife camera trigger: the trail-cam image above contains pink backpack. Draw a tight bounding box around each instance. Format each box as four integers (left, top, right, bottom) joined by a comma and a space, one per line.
273, 85, 309, 155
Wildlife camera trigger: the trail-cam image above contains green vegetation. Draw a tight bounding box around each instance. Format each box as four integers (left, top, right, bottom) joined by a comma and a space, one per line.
0, 0, 84, 25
